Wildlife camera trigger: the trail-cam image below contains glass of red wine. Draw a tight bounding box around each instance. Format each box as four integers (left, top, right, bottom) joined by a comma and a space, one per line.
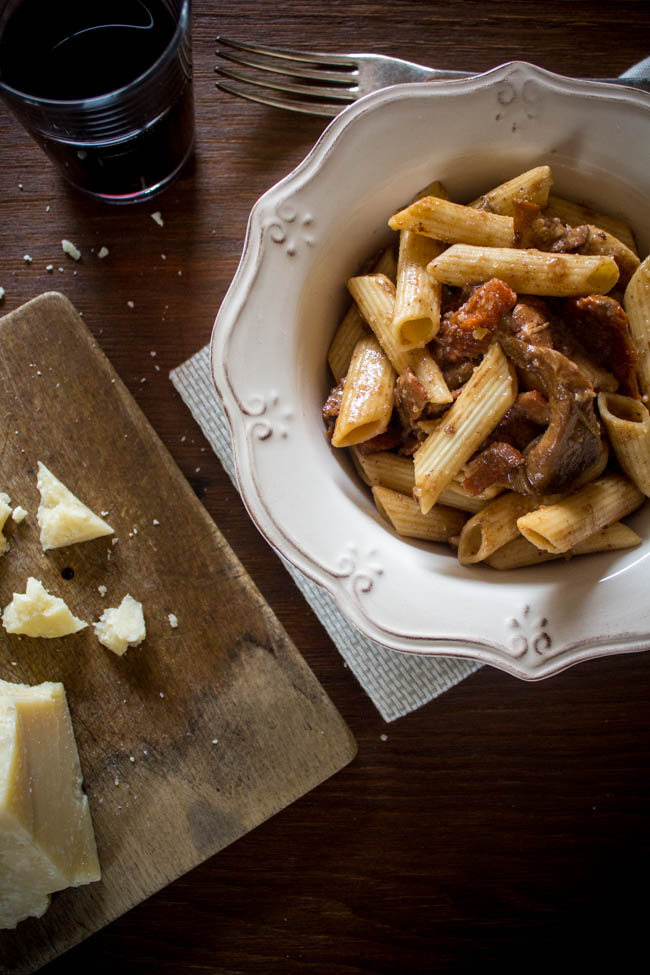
0, 0, 194, 203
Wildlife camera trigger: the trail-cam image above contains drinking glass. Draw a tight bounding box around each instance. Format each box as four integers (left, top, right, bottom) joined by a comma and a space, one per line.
0, 0, 194, 203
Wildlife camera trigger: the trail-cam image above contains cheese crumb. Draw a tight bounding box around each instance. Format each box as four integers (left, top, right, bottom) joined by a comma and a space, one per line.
94, 594, 146, 656
0, 286, 5, 301
61, 239, 81, 261
168, 613, 178, 629
23, 255, 32, 263
11, 506, 27, 524
97, 246, 109, 259
97, 585, 107, 597
2, 578, 87, 637
127, 301, 134, 309
151, 211, 164, 227
152, 519, 159, 526
45, 265, 54, 273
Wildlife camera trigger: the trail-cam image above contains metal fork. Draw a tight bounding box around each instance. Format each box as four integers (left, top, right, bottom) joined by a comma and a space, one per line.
214, 37, 650, 117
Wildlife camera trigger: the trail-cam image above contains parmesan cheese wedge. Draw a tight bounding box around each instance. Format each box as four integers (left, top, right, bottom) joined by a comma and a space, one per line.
2, 578, 87, 638
36, 462, 113, 550
0, 680, 100, 929
94, 594, 146, 656
0, 492, 11, 556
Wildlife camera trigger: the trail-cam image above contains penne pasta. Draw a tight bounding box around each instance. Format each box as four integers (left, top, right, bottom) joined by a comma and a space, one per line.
428, 244, 620, 296
323, 164, 649, 572
544, 195, 638, 255
393, 231, 445, 348
516, 474, 644, 554
597, 392, 650, 496
457, 492, 545, 564
485, 521, 641, 569
347, 273, 452, 406
413, 342, 517, 514
388, 196, 515, 248
624, 255, 650, 399
372, 485, 467, 542
468, 165, 553, 214
328, 246, 397, 380
351, 448, 415, 494
328, 304, 367, 382
331, 336, 395, 448
582, 225, 640, 288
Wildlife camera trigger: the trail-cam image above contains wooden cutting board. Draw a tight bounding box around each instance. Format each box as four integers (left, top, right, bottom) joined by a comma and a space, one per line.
0, 293, 356, 974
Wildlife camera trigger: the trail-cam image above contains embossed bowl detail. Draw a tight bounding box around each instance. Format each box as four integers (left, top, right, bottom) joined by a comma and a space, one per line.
211, 61, 650, 680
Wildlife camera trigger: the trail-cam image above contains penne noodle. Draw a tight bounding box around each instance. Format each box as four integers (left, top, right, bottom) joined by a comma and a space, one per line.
351, 448, 414, 494
457, 492, 547, 564
347, 274, 452, 406
582, 225, 640, 288
544, 195, 638, 255
411, 179, 450, 203
624, 255, 650, 399
328, 246, 397, 380
388, 197, 515, 248
485, 521, 641, 569
468, 165, 553, 214
331, 336, 395, 448
372, 485, 467, 542
393, 231, 445, 348
373, 244, 398, 282
428, 244, 620, 296
516, 474, 644, 554
597, 392, 650, 496
328, 304, 367, 382
438, 481, 496, 513
413, 343, 517, 514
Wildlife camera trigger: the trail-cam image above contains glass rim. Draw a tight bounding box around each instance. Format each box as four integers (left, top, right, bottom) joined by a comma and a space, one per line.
0, 0, 190, 107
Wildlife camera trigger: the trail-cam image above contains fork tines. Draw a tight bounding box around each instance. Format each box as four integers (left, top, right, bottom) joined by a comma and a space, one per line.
214, 36, 357, 117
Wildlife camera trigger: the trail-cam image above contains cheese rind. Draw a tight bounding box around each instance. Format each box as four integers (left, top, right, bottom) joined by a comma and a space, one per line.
3, 577, 88, 638
0, 680, 100, 929
94, 594, 146, 655
36, 461, 113, 550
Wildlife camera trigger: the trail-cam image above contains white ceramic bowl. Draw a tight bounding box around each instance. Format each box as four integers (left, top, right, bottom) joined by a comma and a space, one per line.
211, 61, 650, 680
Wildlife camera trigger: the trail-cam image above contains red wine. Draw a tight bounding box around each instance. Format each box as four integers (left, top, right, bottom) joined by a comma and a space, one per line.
0, 0, 175, 100
0, 0, 194, 201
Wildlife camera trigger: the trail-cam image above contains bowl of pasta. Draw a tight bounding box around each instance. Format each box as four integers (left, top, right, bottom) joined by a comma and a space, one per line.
211, 60, 650, 679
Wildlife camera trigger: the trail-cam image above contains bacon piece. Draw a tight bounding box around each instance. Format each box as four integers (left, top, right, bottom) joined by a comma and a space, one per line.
442, 359, 475, 390
322, 380, 344, 419
563, 295, 639, 397
498, 333, 602, 495
434, 279, 517, 367
505, 299, 554, 348
356, 427, 403, 455
463, 442, 525, 495
394, 368, 428, 429
513, 200, 589, 252
448, 278, 517, 332
489, 391, 550, 449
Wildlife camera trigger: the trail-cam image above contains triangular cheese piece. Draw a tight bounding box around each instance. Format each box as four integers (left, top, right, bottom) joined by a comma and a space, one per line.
36, 462, 113, 550
3, 578, 87, 638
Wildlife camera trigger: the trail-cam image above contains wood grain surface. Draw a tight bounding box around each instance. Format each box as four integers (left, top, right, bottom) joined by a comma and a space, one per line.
1, 2, 650, 973
0, 293, 355, 973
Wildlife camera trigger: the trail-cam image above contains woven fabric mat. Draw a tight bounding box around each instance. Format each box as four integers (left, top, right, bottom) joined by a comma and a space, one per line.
170, 344, 482, 721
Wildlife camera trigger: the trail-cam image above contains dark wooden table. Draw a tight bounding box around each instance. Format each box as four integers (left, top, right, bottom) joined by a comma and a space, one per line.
2, 2, 650, 972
